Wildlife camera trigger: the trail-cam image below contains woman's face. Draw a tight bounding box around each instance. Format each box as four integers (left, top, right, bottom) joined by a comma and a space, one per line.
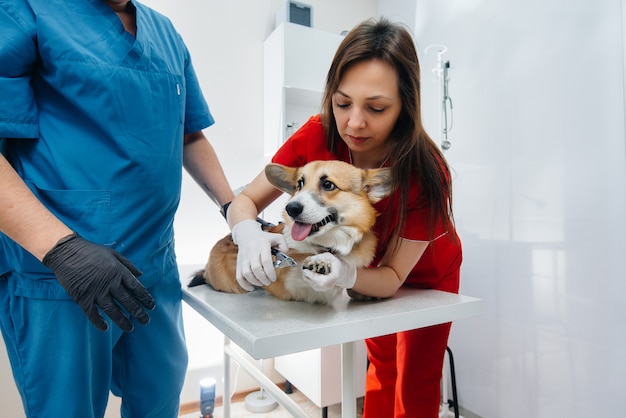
332, 59, 402, 161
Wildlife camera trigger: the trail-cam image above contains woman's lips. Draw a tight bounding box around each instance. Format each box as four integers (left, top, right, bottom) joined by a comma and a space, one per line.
348, 135, 368, 144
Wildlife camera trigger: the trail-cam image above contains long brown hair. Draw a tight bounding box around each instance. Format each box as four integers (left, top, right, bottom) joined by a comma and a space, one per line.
320, 18, 456, 246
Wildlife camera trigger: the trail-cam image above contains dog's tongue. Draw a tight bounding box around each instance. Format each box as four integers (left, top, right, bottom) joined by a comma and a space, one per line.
291, 222, 313, 241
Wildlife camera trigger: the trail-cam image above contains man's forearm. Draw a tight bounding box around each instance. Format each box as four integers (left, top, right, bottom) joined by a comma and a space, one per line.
0, 154, 73, 260
182, 131, 235, 207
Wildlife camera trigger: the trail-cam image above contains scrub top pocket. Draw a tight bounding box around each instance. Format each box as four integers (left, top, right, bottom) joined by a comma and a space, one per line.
113, 69, 185, 138
26, 181, 112, 248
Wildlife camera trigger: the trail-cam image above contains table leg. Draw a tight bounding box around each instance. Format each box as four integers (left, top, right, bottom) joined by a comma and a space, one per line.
341, 341, 357, 418
223, 335, 231, 418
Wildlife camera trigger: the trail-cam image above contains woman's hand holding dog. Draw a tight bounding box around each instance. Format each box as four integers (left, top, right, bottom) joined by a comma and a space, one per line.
231, 219, 289, 291
302, 252, 357, 291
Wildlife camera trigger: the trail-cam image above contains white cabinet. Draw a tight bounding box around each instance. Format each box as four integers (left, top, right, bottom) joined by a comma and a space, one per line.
263, 22, 344, 157
274, 341, 367, 408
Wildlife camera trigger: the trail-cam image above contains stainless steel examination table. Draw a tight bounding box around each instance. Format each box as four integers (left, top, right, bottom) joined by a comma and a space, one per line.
180, 264, 482, 418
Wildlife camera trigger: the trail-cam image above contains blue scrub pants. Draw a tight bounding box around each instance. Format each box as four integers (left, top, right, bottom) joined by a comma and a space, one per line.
0, 273, 188, 418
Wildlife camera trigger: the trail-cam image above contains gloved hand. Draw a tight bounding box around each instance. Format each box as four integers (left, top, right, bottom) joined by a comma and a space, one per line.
231, 219, 288, 291
42, 233, 155, 332
301, 252, 357, 292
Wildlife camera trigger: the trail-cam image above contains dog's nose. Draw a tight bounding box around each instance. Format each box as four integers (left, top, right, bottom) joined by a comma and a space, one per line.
285, 201, 303, 218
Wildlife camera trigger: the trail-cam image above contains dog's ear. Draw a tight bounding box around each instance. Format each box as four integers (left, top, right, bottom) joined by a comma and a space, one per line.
265, 164, 299, 194
362, 167, 394, 203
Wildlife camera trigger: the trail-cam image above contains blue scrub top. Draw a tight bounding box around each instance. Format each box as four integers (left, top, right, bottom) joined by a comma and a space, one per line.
0, 0, 214, 298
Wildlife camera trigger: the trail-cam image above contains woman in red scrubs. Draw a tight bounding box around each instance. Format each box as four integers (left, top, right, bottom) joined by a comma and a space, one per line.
228, 18, 462, 417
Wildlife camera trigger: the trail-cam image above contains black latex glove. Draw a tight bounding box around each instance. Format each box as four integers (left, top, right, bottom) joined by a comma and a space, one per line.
42, 233, 155, 332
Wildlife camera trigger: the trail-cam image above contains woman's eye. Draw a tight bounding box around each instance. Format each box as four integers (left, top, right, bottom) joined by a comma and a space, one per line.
321, 180, 336, 191
370, 107, 386, 113
335, 101, 350, 108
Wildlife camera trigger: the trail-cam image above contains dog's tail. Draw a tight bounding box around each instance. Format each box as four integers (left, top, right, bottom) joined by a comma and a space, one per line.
187, 270, 207, 287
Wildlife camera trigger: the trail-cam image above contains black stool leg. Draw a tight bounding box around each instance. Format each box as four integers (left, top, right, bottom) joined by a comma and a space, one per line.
446, 346, 460, 418
284, 380, 293, 394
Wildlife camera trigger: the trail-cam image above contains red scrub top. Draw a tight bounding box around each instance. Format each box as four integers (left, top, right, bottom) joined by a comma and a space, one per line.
272, 115, 461, 293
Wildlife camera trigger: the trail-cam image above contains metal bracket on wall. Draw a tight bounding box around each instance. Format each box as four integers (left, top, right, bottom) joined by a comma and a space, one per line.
425, 45, 454, 151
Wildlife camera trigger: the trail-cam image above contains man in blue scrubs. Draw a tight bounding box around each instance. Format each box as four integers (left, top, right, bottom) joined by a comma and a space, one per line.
0, 1, 235, 416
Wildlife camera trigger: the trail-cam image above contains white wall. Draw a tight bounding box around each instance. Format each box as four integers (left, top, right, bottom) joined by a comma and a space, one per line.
0, 343, 23, 417
408, 0, 626, 417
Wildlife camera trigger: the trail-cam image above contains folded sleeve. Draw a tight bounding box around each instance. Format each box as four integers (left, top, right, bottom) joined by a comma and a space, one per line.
181, 44, 214, 135
0, 3, 38, 139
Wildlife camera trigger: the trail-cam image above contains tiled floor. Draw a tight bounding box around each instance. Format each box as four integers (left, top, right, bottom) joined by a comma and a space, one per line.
179, 389, 363, 417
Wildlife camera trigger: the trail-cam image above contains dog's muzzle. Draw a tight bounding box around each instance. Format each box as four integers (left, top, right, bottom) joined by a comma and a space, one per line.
291, 214, 337, 241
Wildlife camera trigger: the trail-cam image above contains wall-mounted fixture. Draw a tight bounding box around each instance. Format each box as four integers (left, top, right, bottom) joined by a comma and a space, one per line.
275, 1, 313, 29
425, 45, 454, 151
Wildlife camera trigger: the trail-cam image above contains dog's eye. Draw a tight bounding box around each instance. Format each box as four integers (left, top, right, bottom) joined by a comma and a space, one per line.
297, 178, 304, 190
321, 179, 336, 191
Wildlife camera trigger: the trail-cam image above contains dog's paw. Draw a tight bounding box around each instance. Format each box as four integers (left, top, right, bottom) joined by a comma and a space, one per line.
347, 288, 380, 302
302, 256, 332, 275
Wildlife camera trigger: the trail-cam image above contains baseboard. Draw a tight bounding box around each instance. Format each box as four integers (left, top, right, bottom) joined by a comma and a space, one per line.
458, 406, 482, 418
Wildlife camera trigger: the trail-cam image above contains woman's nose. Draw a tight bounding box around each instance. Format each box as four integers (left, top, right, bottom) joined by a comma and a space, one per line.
347, 108, 366, 129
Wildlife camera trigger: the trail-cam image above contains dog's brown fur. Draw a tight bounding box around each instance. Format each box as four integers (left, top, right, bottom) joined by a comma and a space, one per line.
190, 160, 393, 304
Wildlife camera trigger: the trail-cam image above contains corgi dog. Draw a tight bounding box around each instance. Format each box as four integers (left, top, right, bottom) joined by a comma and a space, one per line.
189, 160, 393, 304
